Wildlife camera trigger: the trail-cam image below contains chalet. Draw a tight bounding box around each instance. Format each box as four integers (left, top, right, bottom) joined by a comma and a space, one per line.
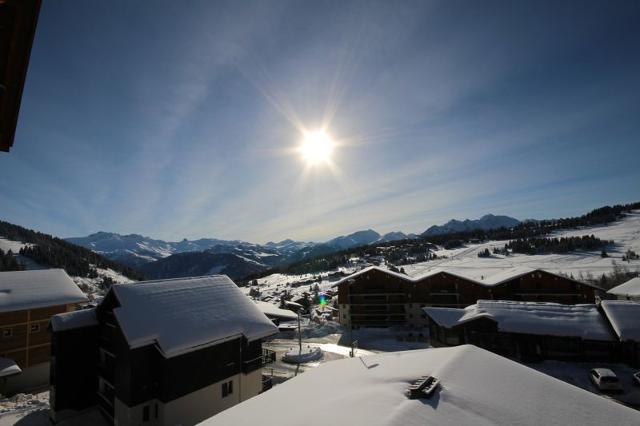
335, 266, 602, 328
607, 277, 640, 301
197, 345, 640, 426
252, 300, 297, 325
49, 275, 279, 426
0, 269, 87, 395
425, 300, 617, 362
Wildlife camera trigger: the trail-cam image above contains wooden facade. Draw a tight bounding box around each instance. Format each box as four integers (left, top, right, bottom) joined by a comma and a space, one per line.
0, 303, 72, 369
427, 316, 620, 364
337, 268, 600, 328
51, 289, 276, 425
0, 0, 41, 152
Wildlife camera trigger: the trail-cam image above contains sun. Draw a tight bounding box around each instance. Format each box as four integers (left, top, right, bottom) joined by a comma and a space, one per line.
299, 130, 334, 166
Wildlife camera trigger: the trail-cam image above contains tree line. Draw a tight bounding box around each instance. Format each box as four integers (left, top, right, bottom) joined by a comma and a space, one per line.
243, 201, 639, 280
0, 220, 144, 280
504, 235, 612, 255
0, 249, 25, 272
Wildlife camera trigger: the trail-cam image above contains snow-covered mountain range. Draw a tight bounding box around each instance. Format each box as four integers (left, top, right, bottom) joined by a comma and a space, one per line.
66, 213, 520, 279
421, 214, 521, 236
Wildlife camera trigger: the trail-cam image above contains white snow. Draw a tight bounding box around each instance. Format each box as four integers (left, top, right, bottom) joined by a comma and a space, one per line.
425, 300, 615, 341
0, 238, 30, 253
111, 275, 278, 358
0, 358, 20, 379
50, 308, 98, 332
608, 277, 640, 298
198, 345, 640, 426
0, 269, 87, 313
252, 300, 297, 320
282, 346, 323, 363
600, 300, 640, 342
403, 211, 640, 281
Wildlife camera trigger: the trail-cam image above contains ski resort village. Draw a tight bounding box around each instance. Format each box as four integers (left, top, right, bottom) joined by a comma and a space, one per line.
0, 205, 639, 425
2, 1, 640, 425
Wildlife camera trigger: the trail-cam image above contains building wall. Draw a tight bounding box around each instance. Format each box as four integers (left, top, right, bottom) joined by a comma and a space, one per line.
427, 317, 619, 363
338, 269, 599, 328
114, 370, 263, 426
0, 303, 72, 369
49, 323, 99, 421
0, 303, 76, 396
497, 270, 596, 304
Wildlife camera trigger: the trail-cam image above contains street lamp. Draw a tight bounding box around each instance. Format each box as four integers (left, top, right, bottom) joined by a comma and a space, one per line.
284, 300, 303, 354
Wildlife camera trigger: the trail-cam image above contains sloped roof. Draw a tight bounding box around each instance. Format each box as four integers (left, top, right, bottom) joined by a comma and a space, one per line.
332, 266, 411, 287
253, 300, 298, 320
333, 265, 601, 290
0, 269, 87, 313
423, 305, 494, 328
50, 308, 98, 332
607, 277, 640, 297
425, 300, 614, 341
600, 300, 640, 342
110, 275, 278, 358
198, 345, 640, 426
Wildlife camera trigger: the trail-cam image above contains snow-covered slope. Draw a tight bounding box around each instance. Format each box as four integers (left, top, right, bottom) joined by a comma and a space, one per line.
1, 235, 134, 301
250, 211, 640, 310
404, 211, 640, 281
66, 232, 313, 268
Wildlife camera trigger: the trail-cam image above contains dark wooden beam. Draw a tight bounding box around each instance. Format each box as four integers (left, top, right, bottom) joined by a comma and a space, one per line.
0, 0, 41, 152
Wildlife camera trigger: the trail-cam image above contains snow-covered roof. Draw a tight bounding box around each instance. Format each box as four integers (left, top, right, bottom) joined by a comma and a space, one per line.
332, 266, 411, 287
0, 357, 21, 378
334, 265, 601, 290
476, 266, 536, 285
0, 269, 87, 313
607, 277, 640, 297
50, 308, 98, 332
110, 275, 278, 358
424, 306, 494, 328
600, 300, 640, 342
425, 300, 615, 341
198, 345, 640, 426
253, 300, 298, 320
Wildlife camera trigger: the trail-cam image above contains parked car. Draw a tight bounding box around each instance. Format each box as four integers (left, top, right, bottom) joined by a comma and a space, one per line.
633, 371, 640, 386
589, 368, 623, 392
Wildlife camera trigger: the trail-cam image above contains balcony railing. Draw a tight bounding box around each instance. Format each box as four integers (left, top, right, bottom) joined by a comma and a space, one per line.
243, 348, 277, 373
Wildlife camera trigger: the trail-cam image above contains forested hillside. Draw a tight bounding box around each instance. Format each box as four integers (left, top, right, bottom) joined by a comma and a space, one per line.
250, 202, 640, 277
0, 220, 144, 280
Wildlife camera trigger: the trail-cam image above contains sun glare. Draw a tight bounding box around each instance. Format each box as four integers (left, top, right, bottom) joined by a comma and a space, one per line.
299, 131, 334, 166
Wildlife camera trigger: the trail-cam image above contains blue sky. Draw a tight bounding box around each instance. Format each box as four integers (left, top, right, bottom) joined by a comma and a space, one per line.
1, 0, 639, 243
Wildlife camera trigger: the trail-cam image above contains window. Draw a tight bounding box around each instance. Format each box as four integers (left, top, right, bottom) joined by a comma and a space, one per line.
2, 329, 12, 338
222, 380, 233, 398
30, 324, 40, 333
143, 405, 150, 422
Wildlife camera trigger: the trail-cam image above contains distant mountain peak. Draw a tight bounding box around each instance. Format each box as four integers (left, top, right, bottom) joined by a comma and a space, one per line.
422, 214, 520, 237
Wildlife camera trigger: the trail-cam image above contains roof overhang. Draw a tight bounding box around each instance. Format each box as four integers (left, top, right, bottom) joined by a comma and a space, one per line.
0, 0, 41, 152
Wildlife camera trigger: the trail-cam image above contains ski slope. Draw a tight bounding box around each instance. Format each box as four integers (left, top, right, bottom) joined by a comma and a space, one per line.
403, 211, 640, 281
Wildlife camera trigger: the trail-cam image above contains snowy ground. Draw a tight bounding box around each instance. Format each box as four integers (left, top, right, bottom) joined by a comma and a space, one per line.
72, 266, 134, 302
248, 212, 640, 309
403, 211, 640, 282
527, 360, 640, 409
1, 235, 135, 303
